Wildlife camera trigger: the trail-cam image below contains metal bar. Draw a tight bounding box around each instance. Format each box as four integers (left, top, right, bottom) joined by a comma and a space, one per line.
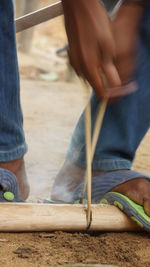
15, 1, 63, 33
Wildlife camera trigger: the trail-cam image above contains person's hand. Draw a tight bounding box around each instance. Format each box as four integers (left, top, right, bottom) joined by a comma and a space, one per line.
62, 0, 123, 99
112, 2, 145, 84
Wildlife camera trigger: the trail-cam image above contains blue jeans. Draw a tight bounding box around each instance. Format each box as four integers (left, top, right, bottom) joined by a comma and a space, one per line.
67, 1, 150, 171
0, 0, 150, 168
0, 0, 27, 162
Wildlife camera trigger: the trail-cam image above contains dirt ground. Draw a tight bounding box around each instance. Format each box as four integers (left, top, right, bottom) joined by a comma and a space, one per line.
0, 231, 150, 267
1, 2, 150, 266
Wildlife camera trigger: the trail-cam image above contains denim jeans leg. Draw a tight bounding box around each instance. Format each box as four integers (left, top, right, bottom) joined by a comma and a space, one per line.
0, 0, 27, 162
66, 2, 150, 171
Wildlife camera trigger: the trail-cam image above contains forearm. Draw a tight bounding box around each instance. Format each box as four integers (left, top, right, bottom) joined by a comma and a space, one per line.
123, 0, 147, 8
62, 0, 108, 43
123, 0, 146, 4
62, 0, 100, 17
117, 0, 146, 31
62, 0, 98, 9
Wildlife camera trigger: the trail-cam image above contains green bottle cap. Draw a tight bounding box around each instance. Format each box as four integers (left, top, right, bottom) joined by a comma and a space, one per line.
3, 192, 14, 201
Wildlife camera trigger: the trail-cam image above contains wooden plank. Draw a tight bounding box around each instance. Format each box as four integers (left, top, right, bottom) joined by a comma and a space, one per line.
0, 203, 139, 232
15, 1, 63, 33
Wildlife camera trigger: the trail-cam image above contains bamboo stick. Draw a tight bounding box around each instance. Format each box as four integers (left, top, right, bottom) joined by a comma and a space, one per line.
91, 99, 108, 159
84, 98, 108, 228
0, 203, 139, 232
84, 103, 92, 228
83, 81, 108, 228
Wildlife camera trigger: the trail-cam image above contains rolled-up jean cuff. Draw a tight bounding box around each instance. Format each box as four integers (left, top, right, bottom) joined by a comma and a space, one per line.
66, 152, 132, 171
0, 143, 28, 162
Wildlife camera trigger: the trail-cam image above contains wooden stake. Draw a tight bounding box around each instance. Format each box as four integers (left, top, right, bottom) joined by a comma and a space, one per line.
15, 1, 63, 33
0, 203, 139, 232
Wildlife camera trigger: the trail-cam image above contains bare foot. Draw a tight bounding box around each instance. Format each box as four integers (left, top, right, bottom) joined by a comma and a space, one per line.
0, 158, 29, 201
113, 178, 150, 216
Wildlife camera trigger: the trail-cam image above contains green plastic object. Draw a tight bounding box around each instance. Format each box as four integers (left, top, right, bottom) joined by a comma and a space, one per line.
3, 192, 14, 201
108, 192, 150, 224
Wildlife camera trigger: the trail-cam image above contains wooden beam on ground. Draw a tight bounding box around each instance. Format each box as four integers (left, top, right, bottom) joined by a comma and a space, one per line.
0, 203, 139, 232
15, 1, 63, 33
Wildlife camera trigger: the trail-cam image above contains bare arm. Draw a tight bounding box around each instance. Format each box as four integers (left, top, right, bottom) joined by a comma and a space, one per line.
112, 0, 145, 83
62, 0, 122, 99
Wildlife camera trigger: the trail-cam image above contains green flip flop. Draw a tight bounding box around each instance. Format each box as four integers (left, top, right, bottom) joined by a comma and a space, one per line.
100, 192, 150, 231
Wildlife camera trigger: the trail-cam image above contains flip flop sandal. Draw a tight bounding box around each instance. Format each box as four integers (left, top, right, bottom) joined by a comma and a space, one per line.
73, 170, 150, 231
100, 192, 150, 232
0, 168, 20, 202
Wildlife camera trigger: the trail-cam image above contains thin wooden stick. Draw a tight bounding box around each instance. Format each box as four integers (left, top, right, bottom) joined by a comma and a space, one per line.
83, 82, 108, 228
84, 102, 92, 228
91, 99, 108, 160
81, 99, 108, 200
84, 99, 108, 228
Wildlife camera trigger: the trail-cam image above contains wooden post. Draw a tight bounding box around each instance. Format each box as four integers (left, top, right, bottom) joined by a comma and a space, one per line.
15, 2, 63, 33
0, 203, 139, 232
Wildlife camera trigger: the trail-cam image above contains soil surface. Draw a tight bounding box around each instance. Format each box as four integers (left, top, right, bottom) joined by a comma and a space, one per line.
1, 1, 150, 266
0, 231, 150, 267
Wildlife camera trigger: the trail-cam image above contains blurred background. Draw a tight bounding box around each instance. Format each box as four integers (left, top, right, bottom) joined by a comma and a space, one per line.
15, 0, 72, 81
14, 0, 150, 202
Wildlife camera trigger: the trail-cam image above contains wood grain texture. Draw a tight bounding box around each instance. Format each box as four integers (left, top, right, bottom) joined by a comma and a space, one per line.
15, 1, 63, 33
0, 203, 139, 232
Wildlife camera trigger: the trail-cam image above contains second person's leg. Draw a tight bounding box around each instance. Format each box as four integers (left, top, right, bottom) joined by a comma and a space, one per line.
0, 0, 29, 200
